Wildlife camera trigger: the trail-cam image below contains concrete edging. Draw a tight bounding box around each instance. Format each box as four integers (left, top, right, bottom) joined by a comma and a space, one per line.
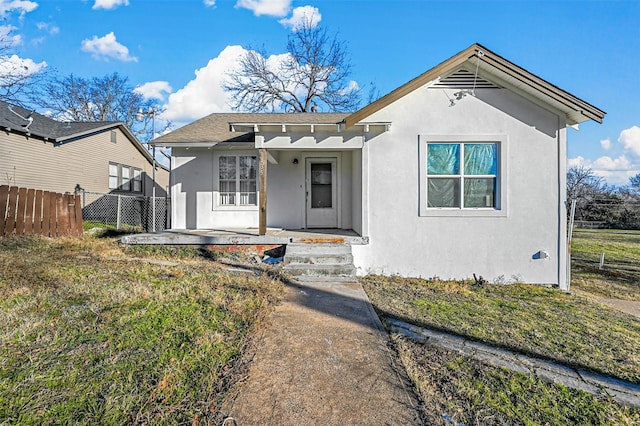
385, 317, 640, 409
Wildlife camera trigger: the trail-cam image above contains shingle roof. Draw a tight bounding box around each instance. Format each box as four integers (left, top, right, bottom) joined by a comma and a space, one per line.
0, 100, 167, 170
0, 100, 121, 142
152, 112, 349, 144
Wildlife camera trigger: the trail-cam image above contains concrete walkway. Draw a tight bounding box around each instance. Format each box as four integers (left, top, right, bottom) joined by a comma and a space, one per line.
595, 297, 640, 319
386, 317, 640, 409
221, 280, 422, 425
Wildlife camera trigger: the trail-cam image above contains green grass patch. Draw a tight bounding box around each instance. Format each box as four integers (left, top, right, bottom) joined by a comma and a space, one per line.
571, 228, 640, 300
362, 275, 640, 384
0, 235, 283, 424
395, 336, 640, 425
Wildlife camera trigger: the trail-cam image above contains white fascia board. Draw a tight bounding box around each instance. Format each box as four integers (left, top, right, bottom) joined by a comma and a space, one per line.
150, 141, 220, 148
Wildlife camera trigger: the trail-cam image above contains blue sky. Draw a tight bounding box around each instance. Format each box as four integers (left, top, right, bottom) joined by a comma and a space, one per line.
2, 0, 639, 185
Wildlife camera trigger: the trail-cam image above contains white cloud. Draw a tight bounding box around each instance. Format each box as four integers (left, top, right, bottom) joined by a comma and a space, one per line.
0, 53, 46, 76
0, 0, 37, 17
341, 80, 359, 95
0, 25, 21, 46
81, 32, 137, 62
203, 0, 216, 6
36, 22, 59, 35
279, 6, 321, 30
619, 125, 640, 157
162, 45, 246, 124
236, 0, 290, 17
135, 81, 172, 101
568, 154, 638, 186
592, 155, 632, 171
93, 0, 129, 10
569, 126, 640, 186
567, 156, 585, 169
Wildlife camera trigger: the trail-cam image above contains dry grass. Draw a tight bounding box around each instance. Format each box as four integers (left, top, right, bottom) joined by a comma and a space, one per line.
395, 336, 639, 426
362, 229, 640, 424
0, 234, 283, 425
362, 275, 640, 384
571, 228, 640, 300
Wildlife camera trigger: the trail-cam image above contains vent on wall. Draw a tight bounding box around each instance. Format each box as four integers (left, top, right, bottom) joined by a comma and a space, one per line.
431, 69, 499, 89
110, 130, 117, 143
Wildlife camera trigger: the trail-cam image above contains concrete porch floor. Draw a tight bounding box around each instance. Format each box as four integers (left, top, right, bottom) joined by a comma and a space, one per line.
120, 228, 369, 246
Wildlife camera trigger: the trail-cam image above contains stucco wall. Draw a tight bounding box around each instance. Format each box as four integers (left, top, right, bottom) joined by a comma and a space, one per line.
0, 128, 168, 196
351, 86, 567, 285
171, 146, 356, 230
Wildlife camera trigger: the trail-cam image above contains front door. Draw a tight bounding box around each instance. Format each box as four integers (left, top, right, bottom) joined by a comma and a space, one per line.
306, 158, 338, 228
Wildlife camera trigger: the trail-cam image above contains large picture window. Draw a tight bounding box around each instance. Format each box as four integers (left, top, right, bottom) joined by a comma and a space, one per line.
219, 155, 257, 206
427, 143, 498, 208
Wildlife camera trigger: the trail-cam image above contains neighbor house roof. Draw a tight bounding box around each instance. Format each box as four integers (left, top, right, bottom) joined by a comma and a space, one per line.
152, 112, 349, 147
343, 43, 606, 128
0, 100, 158, 166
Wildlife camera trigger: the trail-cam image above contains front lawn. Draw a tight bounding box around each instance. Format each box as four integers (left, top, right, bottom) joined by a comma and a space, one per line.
0, 235, 283, 425
571, 228, 640, 300
362, 275, 640, 384
362, 275, 640, 424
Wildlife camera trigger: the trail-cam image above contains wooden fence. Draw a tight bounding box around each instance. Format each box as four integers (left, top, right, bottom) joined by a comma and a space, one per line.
0, 185, 83, 237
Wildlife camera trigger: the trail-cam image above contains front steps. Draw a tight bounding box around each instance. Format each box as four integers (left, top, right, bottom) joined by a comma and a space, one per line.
283, 243, 356, 282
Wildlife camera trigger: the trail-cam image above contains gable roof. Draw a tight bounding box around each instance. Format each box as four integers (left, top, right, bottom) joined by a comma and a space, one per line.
152, 112, 349, 146
0, 100, 159, 167
343, 43, 605, 128
0, 100, 120, 142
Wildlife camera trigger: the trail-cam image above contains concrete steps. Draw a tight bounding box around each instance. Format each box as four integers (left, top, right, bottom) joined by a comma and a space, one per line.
283, 243, 356, 282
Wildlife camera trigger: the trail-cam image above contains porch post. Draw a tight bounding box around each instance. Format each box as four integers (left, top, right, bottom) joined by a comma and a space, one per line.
259, 148, 267, 235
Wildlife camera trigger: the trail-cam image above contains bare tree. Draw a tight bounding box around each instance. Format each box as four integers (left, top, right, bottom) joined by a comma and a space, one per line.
566, 165, 630, 226
0, 34, 48, 106
629, 173, 640, 194
567, 165, 605, 202
225, 18, 360, 113
32, 72, 170, 142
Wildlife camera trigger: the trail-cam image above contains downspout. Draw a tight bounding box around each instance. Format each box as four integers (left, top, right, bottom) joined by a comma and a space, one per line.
557, 115, 568, 291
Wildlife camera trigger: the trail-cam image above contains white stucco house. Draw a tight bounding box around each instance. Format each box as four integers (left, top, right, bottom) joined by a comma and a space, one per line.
152, 44, 605, 289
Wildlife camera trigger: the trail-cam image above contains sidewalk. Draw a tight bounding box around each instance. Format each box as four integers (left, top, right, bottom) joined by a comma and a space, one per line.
221, 280, 423, 425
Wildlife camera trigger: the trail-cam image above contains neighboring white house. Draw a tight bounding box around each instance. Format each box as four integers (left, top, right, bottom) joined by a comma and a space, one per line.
152, 44, 605, 288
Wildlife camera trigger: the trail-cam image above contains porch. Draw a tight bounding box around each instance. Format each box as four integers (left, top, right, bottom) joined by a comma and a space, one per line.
120, 227, 369, 246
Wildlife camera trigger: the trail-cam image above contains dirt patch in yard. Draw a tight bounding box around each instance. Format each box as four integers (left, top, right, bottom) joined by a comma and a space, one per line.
594, 298, 640, 318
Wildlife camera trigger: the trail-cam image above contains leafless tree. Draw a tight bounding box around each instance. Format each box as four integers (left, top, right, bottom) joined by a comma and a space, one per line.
225, 18, 360, 113
0, 34, 48, 106
629, 173, 640, 194
567, 165, 605, 202
32, 72, 171, 142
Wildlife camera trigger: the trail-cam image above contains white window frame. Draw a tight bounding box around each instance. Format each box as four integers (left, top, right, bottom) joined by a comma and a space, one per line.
108, 163, 119, 190
419, 134, 508, 217
215, 153, 258, 208
108, 162, 143, 193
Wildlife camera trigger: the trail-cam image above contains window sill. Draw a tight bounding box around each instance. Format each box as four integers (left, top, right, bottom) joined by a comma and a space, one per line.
419, 208, 507, 217
214, 205, 258, 211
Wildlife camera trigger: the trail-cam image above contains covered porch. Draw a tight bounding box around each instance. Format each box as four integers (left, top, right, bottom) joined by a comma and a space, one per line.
153, 114, 390, 236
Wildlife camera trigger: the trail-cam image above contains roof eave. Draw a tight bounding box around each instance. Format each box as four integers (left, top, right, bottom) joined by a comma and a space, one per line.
343, 43, 605, 128
343, 44, 480, 128
151, 141, 221, 148
477, 52, 605, 124
54, 122, 122, 142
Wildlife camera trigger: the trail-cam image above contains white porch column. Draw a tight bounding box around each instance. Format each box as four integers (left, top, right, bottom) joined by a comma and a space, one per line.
259, 148, 267, 236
